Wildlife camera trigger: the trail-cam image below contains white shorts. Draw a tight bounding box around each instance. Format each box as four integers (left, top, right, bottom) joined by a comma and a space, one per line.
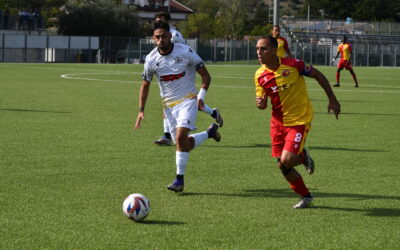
164, 98, 198, 143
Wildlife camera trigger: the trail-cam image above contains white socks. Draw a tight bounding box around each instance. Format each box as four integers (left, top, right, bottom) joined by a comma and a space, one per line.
176, 151, 189, 175
163, 119, 170, 133
190, 131, 209, 148
202, 104, 213, 115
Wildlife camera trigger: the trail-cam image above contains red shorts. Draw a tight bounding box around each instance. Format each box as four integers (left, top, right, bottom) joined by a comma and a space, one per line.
338, 59, 353, 70
270, 118, 311, 158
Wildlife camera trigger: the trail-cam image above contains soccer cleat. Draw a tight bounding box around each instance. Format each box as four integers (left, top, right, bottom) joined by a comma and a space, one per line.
167, 180, 184, 192
332, 83, 340, 87
212, 108, 224, 127
355, 84, 359, 88
302, 147, 315, 175
293, 195, 314, 209
207, 123, 221, 142
154, 135, 173, 146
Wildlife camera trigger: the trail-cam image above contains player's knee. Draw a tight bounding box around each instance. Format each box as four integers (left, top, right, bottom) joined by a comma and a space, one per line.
176, 135, 192, 151
278, 162, 292, 176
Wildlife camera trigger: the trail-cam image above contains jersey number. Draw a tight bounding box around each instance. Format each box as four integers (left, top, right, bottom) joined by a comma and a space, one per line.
294, 133, 303, 143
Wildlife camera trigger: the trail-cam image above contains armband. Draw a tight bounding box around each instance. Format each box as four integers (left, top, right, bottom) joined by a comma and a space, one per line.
198, 88, 207, 101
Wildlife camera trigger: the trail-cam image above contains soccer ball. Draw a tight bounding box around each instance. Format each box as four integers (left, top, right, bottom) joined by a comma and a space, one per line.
122, 193, 150, 222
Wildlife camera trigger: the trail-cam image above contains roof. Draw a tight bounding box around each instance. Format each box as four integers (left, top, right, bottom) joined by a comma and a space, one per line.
133, 0, 193, 14
170, 0, 193, 13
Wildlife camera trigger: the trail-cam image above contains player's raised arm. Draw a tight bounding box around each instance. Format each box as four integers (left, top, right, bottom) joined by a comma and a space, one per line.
135, 80, 151, 130
308, 67, 341, 119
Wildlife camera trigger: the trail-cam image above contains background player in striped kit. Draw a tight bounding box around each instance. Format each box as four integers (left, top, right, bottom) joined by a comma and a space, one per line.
333, 35, 359, 88
271, 25, 292, 58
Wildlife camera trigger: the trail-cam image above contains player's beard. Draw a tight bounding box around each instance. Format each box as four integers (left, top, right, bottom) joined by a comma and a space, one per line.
158, 42, 173, 54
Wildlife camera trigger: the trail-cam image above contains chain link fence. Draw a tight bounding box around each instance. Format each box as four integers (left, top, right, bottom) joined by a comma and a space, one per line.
288, 33, 400, 66
1, 33, 399, 66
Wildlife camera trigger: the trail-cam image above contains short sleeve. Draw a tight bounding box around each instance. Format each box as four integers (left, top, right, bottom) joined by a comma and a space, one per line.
255, 70, 266, 98
186, 47, 204, 70
172, 30, 186, 44
142, 56, 153, 82
292, 58, 313, 76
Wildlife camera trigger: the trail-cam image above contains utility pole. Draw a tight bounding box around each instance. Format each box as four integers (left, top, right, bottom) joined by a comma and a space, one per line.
273, 0, 280, 25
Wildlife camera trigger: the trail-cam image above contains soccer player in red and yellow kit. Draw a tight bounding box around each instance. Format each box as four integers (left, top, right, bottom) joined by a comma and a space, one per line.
333, 36, 359, 87
255, 36, 341, 209
271, 25, 292, 58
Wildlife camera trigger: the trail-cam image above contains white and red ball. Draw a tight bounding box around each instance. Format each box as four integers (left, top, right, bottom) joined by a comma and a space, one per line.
122, 193, 150, 222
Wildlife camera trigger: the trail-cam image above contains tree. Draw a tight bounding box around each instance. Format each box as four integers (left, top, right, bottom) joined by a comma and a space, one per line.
0, 0, 66, 10
178, 0, 258, 39
58, 0, 142, 36
177, 0, 225, 39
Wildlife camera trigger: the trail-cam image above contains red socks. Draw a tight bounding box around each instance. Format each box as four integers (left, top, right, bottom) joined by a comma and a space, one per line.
288, 177, 310, 197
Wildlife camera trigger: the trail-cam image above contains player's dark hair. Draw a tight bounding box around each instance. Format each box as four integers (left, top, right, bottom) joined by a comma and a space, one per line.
155, 11, 171, 21
260, 35, 278, 49
272, 25, 280, 30
153, 20, 170, 32
343, 35, 348, 43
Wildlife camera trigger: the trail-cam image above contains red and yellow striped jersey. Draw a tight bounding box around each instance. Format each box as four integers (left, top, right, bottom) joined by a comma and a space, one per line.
277, 37, 290, 58
254, 58, 314, 126
338, 43, 352, 60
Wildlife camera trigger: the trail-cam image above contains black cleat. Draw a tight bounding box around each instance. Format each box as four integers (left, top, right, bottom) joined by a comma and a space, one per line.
212, 108, 224, 128
302, 147, 315, 175
207, 123, 221, 142
167, 183, 184, 192
154, 135, 173, 146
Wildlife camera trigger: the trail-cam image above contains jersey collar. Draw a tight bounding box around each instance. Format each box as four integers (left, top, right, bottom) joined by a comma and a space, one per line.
158, 43, 174, 56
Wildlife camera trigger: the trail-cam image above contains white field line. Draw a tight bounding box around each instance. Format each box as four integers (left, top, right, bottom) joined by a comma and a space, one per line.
60, 71, 400, 93
1, 64, 399, 82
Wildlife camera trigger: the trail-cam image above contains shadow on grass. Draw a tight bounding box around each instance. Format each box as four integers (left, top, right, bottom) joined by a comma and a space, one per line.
309, 146, 385, 152
315, 111, 400, 116
243, 189, 400, 201
0, 108, 70, 113
203, 143, 270, 149
139, 220, 186, 225
311, 206, 400, 217
180, 189, 400, 217
310, 99, 372, 103
203, 143, 385, 152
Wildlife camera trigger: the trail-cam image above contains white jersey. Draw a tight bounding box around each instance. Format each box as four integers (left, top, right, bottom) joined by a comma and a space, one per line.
170, 27, 186, 44
142, 43, 204, 107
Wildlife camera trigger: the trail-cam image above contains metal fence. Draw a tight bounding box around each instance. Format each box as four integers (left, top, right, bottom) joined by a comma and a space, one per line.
283, 17, 400, 36
1, 33, 400, 67
287, 33, 400, 67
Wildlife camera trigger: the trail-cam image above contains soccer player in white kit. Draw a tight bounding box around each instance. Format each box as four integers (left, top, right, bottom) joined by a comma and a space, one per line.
153, 12, 223, 146
135, 21, 222, 192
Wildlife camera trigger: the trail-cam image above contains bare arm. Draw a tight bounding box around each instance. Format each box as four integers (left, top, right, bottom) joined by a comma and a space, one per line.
334, 51, 340, 60
196, 65, 211, 110
308, 68, 341, 119
135, 80, 151, 130
256, 95, 268, 109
